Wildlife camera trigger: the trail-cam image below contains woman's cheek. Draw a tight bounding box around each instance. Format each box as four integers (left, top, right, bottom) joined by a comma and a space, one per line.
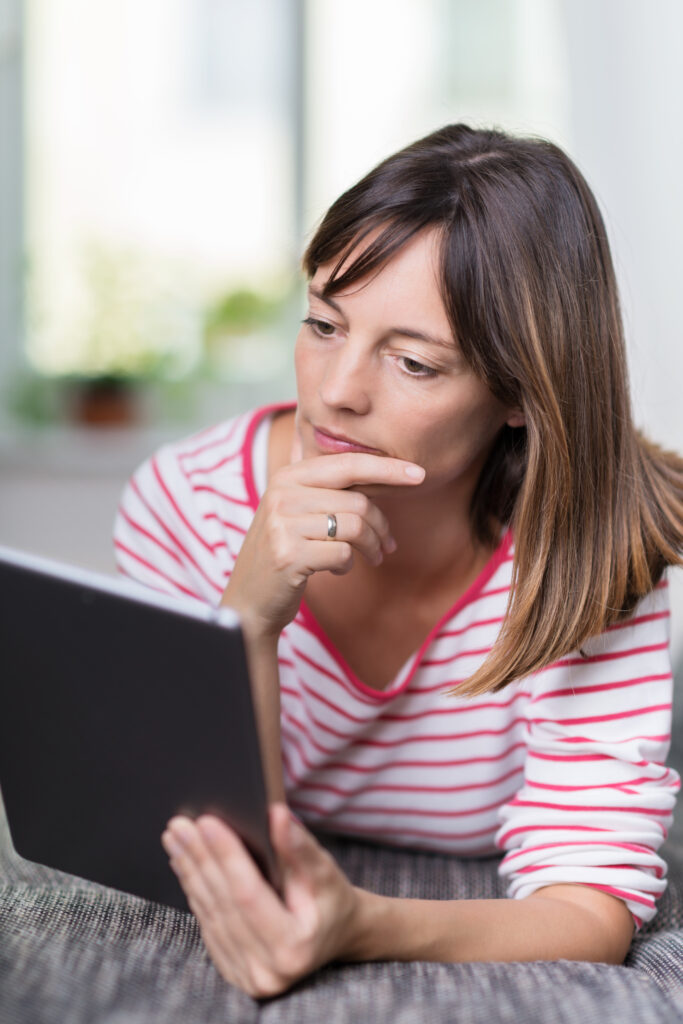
294, 338, 321, 391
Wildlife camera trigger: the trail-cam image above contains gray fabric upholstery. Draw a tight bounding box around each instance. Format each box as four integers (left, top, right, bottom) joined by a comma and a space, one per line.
2, 797, 683, 1024
3, 665, 683, 1023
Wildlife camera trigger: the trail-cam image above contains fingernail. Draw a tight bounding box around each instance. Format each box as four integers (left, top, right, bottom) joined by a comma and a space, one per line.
385, 536, 397, 553
168, 817, 194, 843
196, 817, 225, 844
167, 816, 189, 832
162, 831, 184, 859
404, 464, 425, 480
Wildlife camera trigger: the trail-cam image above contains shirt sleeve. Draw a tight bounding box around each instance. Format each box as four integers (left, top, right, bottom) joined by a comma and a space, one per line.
113, 439, 232, 605
496, 579, 680, 928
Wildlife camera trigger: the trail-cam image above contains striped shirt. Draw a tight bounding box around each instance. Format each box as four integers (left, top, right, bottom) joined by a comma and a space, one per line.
114, 403, 680, 926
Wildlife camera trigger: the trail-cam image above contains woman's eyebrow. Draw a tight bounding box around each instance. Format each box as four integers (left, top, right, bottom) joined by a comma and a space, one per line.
307, 285, 455, 352
308, 285, 345, 318
391, 327, 455, 352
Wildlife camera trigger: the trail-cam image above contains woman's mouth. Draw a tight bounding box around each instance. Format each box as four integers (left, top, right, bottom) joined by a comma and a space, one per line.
312, 426, 384, 455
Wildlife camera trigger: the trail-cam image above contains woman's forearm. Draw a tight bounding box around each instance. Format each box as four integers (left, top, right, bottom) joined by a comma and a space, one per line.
344, 883, 634, 966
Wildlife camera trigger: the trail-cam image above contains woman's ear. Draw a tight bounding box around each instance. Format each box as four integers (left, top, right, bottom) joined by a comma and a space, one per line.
506, 409, 526, 429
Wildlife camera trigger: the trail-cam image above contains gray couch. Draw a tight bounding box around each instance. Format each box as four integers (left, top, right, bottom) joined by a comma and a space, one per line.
2, 716, 682, 1023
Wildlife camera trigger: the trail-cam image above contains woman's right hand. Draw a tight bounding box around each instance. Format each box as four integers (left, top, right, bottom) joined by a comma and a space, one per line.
220, 453, 425, 639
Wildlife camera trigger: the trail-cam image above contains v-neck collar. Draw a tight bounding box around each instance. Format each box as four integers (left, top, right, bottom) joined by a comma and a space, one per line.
296, 530, 513, 702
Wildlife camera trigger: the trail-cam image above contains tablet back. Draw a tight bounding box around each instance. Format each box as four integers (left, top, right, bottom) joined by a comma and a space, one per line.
0, 545, 276, 910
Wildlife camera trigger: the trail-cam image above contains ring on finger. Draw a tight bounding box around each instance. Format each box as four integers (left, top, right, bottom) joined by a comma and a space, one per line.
326, 513, 338, 539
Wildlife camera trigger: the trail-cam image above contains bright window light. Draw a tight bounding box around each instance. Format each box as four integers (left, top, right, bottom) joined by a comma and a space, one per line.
22, 0, 568, 385
25, 0, 296, 380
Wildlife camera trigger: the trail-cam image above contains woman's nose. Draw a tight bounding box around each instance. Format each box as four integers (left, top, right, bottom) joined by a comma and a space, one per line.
318, 341, 372, 414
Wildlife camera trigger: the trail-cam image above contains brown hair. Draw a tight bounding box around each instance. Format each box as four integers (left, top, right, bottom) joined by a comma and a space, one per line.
303, 123, 683, 695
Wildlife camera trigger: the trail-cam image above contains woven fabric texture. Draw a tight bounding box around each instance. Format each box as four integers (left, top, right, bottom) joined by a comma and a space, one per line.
2, 799, 683, 1024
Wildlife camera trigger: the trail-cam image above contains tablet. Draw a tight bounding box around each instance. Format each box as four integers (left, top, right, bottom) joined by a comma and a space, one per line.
0, 545, 278, 911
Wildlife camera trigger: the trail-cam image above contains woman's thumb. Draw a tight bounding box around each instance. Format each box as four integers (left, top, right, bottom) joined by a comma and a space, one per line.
270, 803, 319, 870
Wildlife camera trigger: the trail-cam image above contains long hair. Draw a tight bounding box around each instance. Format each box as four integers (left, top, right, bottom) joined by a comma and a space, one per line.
303, 123, 683, 695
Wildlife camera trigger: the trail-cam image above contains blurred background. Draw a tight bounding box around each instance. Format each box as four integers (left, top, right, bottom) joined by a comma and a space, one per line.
1, 0, 682, 664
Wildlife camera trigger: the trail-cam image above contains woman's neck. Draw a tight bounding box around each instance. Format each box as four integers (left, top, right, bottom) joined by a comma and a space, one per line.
372, 485, 488, 588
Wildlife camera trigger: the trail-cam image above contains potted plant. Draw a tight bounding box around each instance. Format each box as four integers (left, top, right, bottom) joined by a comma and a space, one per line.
58, 243, 202, 427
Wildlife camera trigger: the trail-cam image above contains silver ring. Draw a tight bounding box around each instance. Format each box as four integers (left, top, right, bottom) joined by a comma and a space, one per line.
326, 513, 338, 539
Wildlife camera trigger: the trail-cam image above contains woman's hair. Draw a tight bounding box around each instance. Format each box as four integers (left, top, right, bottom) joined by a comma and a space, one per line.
303, 123, 683, 696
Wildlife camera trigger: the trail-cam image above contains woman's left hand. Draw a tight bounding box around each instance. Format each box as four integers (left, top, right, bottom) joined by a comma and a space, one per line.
161, 804, 362, 998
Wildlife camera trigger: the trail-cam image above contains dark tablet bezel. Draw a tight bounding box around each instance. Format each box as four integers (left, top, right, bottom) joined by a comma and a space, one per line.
0, 545, 279, 910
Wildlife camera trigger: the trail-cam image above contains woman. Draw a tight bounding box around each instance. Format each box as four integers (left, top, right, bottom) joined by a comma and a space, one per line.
114, 124, 683, 996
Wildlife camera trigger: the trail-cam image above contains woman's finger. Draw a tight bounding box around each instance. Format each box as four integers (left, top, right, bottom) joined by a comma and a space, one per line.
277, 451, 425, 491
194, 816, 297, 948
165, 819, 280, 962
269, 804, 331, 885
164, 820, 241, 918
169, 816, 289, 941
274, 487, 396, 554
164, 820, 302, 996
163, 825, 231, 922
166, 818, 249, 911
296, 512, 384, 565
297, 539, 356, 576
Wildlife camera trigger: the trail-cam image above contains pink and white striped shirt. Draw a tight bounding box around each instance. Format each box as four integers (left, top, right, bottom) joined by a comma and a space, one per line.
114, 403, 679, 926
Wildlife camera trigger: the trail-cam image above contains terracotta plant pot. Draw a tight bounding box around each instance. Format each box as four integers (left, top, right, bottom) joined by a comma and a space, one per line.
67, 377, 140, 427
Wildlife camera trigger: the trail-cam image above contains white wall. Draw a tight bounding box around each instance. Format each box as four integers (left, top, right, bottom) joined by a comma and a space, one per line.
0, 429, 160, 574
0, 473, 124, 574
560, 0, 683, 665
562, 0, 683, 445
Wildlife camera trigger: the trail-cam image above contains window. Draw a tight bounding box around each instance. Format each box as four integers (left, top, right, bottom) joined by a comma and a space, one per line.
24, 0, 300, 387
13, 0, 568, 420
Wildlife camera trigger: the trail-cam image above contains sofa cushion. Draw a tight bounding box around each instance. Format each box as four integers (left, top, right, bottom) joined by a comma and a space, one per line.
2, 803, 682, 1024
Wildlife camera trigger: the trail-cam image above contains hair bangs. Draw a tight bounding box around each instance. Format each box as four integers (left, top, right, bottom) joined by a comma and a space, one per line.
315, 216, 436, 298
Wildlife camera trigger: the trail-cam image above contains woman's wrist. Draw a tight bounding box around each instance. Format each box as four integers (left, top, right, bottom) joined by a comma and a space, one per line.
338, 887, 402, 963
219, 587, 282, 645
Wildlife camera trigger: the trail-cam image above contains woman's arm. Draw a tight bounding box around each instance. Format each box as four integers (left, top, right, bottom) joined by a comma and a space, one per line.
216, 451, 424, 801
347, 878, 634, 966
162, 805, 634, 999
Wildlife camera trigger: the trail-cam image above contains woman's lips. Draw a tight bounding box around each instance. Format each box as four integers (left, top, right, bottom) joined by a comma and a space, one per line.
312, 426, 383, 455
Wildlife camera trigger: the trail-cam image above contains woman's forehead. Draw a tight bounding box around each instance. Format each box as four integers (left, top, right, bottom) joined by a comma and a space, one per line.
311, 226, 444, 300
309, 232, 456, 350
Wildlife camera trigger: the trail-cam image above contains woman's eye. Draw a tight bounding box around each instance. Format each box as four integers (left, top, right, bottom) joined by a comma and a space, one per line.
399, 356, 438, 377
302, 317, 337, 338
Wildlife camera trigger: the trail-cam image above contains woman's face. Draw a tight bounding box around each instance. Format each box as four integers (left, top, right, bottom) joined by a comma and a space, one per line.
294, 229, 521, 500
